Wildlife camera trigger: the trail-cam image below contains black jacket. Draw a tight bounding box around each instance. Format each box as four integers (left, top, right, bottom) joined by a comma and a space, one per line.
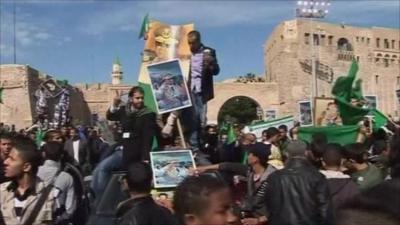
106, 105, 158, 163
265, 158, 332, 225
116, 196, 177, 225
219, 162, 276, 217
187, 45, 220, 103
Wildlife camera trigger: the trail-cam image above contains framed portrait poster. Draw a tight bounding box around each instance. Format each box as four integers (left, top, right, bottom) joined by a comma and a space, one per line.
147, 59, 192, 114
150, 150, 196, 188
298, 100, 313, 126
314, 97, 343, 126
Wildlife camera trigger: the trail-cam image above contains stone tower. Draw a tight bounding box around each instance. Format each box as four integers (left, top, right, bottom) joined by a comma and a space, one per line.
111, 57, 123, 85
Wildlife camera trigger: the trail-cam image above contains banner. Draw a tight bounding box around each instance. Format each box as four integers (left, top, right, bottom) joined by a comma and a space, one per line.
242, 116, 294, 140
137, 20, 194, 112
298, 125, 359, 146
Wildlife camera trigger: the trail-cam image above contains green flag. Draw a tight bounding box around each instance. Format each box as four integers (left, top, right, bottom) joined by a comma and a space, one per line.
371, 109, 389, 130
227, 124, 237, 145
332, 60, 359, 100
138, 13, 150, 39
36, 130, 45, 147
298, 125, 360, 146
332, 60, 369, 125
242, 152, 248, 165
138, 81, 157, 113
0, 87, 3, 104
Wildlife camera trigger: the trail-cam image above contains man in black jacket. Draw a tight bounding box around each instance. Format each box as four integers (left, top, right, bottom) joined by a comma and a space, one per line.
106, 86, 158, 167
116, 162, 177, 225
183, 30, 219, 155
265, 140, 332, 225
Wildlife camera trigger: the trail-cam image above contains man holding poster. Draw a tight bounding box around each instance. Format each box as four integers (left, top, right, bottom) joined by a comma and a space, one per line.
184, 30, 220, 153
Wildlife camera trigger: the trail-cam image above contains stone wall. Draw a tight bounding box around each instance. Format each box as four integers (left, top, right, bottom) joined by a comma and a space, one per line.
265, 19, 400, 116
0, 64, 91, 129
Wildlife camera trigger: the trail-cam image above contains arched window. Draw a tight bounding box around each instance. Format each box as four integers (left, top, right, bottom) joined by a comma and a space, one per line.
337, 38, 353, 51
384, 54, 390, 67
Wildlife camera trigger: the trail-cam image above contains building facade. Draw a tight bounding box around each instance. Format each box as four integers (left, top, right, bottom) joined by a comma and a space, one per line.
265, 19, 400, 116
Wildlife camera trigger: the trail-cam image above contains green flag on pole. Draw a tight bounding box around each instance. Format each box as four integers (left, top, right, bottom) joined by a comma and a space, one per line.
332, 60, 369, 125
138, 13, 150, 39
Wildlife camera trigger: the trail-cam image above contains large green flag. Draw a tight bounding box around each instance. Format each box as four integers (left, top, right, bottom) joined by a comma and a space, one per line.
332, 60, 369, 125
298, 125, 359, 146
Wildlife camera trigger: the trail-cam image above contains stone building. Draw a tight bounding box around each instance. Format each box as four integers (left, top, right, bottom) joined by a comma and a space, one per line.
265, 19, 400, 116
0, 60, 132, 129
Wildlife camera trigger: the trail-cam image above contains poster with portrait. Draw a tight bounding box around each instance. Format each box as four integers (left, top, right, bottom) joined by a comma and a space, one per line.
147, 59, 192, 114
314, 97, 343, 126
265, 110, 277, 121
40, 79, 63, 97
298, 100, 313, 126
364, 95, 378, 109
150, 150, 196, 188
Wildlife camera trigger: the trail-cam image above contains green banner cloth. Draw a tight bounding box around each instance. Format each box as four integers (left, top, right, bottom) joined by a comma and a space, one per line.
298, 125, 359, 145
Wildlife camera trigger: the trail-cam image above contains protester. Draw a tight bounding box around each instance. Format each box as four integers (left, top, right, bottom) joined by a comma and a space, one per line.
116, 162, 177, 225
0, 136, 55, 225
193, 143, 274, 225
0, 133, 13, 183
369, 140, 390, 178
262, 127, 283, 169
277, 124, 290, 161
202, 125, 221, 163
183, 30, 220, 153
106, 86, 158, 167
309, 132, 328, 169
38, 142, 77, 225
64, 127, 90, 174
335, 178, 400, 225
87, 129, 109, 168
343, 143, 384, 192
265, 140, 332, 225
173, 174, 237, 225
320, 143, 359, 216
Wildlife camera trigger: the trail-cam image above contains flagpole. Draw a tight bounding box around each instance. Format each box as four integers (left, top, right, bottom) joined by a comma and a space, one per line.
13, 0, 17, 64
296, 0, 330, 103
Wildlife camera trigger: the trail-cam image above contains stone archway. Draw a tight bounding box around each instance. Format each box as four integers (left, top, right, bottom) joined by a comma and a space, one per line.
217, 95, 261, 125
206, 82, 280, 124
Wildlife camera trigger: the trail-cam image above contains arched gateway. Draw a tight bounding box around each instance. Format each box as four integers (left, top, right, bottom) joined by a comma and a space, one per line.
206, 82, 281, 124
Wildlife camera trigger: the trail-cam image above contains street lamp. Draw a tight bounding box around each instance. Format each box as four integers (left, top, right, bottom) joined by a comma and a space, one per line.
296, 0, 330, 100
296, 0, 330, 18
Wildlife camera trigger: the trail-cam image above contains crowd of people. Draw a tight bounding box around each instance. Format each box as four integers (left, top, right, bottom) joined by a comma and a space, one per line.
0, 115, 399, 225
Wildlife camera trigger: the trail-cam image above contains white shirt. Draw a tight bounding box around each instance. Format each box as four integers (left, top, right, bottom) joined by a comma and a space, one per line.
73, 140, 80, 163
